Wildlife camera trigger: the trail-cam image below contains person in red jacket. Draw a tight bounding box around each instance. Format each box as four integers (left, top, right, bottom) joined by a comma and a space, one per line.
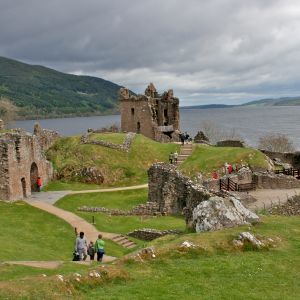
36, 177, 42, 192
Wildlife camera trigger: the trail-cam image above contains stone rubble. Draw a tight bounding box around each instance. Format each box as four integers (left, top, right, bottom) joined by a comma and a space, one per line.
192, 196, 259, 232
232, 232, 264, 249
127, 228, 181, 241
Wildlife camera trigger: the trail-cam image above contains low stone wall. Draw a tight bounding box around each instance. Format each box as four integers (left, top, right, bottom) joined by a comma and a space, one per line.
127, 228, 181, 241
77, 201, 161, 216
216, 140, 244, 147
253, 172, 300, 189
81, 132, 136, 152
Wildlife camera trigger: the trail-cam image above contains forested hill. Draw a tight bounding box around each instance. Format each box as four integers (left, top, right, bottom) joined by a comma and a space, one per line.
0, 56, 123, 119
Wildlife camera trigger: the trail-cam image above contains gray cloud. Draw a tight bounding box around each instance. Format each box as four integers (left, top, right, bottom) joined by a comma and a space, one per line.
1, 0, 300, 105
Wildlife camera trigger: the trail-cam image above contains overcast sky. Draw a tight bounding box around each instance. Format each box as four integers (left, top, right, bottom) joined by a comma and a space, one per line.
1, 0, 300, 105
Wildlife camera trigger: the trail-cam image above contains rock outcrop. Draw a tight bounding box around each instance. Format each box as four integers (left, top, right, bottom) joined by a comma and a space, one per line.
192, 196, 259, 232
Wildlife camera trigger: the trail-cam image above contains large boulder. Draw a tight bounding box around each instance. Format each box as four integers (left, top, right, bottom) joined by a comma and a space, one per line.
192, 196, 259, 232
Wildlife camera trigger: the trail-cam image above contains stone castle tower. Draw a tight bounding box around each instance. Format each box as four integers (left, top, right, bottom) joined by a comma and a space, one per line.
120, 83, 180, 142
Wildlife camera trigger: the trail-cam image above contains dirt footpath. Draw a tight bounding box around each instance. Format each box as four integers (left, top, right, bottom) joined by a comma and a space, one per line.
248, 188, 300, 211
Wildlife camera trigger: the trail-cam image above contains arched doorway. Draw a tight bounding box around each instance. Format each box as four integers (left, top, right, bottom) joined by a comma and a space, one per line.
30, 162, 39, 192
21, 178, 26, 198
137, 122, 141, 134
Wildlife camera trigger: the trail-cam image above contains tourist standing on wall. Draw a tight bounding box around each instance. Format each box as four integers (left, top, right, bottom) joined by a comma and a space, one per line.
75, 230, 88, 261
36, 177, 42, 192
95, 234, 105, 262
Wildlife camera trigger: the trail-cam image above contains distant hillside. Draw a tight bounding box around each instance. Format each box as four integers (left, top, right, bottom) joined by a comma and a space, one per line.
0, 56, 123, 119
182, 97, 300, 109
242, 96, 300, 107
181, 104, 235, 109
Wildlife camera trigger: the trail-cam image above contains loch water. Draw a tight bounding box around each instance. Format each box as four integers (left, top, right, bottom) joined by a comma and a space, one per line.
10, 106, 300, 149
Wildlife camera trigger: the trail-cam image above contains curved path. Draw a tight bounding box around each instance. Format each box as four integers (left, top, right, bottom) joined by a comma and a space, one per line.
18, 183, 149, 268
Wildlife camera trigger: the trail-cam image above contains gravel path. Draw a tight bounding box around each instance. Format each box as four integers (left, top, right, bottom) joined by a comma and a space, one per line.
248, 188, 300, 211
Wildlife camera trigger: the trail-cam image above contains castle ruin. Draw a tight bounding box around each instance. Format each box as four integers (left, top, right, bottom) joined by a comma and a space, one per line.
0, 124, 58, 201
120, 83, 180, 142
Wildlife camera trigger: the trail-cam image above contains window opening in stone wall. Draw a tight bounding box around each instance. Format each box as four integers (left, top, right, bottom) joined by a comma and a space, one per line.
30, 162, 39, 192
137, 122, 141, 134
131, 108, 135, 115
15, 139, 21, 162
21, 177, 26, 198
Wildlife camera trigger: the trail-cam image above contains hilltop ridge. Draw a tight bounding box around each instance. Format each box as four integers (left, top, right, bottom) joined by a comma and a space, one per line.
0, 56, 123, 119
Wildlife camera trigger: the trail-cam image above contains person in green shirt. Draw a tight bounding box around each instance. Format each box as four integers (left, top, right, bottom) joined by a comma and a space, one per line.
95, 234, 105, 262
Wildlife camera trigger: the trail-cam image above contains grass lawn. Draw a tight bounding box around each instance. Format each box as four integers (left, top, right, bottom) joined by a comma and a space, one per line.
88, 132, 125, 144
46, 133, 179, 190
1, 215, 300, 299
0, 201, 74, 261
180, 144, 270, 177
55, 189, 186, 234
0, 201, 127, 260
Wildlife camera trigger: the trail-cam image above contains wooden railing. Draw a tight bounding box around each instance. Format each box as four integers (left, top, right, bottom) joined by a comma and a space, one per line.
220, 178, 238, 191
275, 168, 300, 178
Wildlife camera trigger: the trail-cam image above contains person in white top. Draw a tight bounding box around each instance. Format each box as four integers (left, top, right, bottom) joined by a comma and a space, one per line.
74, 229, 88, 261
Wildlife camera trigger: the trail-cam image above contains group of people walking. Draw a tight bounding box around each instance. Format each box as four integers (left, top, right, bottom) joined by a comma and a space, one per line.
169, 151, 178, 164
179, 132, 190, 145
74, 228, 105, 262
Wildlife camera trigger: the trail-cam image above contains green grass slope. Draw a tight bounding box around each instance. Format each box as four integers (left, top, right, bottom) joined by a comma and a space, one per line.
55, 189, 185, 235
0, 56, 123, 119
46, 133, 180, 189
1, 215, 300, 299
180, 144, 270, 178
0, 201, 74, 260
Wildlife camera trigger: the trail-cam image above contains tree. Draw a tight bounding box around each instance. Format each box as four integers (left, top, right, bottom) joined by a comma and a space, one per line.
200, 120, 243, 145
258, 133, 295, 153
0, 97, 18, 124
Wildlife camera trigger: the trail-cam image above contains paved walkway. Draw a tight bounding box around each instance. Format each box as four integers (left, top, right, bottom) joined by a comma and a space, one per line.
248, 188, 300, 211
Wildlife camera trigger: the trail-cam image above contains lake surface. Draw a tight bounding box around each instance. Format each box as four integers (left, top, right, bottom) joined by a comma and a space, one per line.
9, 106, 300, 149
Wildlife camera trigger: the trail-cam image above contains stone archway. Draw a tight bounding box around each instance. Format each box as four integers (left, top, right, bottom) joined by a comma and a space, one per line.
137, 122, 141, 134
30, 162, 39, 192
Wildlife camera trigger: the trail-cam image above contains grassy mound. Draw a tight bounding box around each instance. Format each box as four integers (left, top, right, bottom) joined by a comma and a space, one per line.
180, 144, 270, 178
55, 189, 186, 235
46, 133, 179, 190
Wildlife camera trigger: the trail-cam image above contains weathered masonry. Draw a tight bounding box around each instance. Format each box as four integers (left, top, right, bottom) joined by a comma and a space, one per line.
120, 83, 180, 142
0, 124, 58, 201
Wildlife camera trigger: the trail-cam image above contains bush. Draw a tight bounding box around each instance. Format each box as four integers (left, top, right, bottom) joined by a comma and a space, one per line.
258, 133, 295, 152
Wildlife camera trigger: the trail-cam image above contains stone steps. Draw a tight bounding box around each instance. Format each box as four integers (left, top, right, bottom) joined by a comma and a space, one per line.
111, 235, 137, 249
177, 143, 193, 164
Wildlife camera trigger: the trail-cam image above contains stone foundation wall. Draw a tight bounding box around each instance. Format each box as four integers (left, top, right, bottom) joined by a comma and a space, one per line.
253, 172, 300, 189
216, 140, 244, 147
127, 228, 181, 241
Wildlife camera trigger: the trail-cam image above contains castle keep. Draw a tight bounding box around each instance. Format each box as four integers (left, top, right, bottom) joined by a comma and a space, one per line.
120, 83, 180, 142
0, 124, 58, 201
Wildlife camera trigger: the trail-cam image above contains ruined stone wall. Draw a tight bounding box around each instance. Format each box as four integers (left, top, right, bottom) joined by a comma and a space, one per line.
33, 123, 59, 151
253, 172, 300, 189
120, 97, 156, 139
0, 131, 53, 201
120, 83, 180, 142
260, 150, 300, 169
148, 163, 211, 226
216, 140, 244, 147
